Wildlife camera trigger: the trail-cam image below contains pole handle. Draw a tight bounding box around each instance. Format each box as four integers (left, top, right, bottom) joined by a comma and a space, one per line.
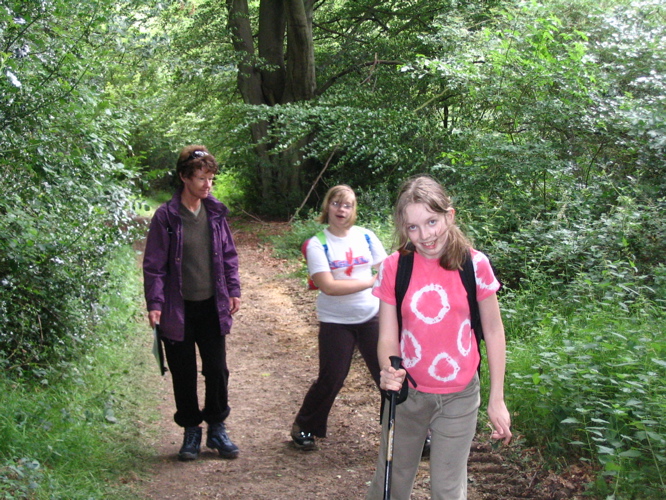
387, 356, 403, 396
383, 355, 403, 500
389, 355, 402, 370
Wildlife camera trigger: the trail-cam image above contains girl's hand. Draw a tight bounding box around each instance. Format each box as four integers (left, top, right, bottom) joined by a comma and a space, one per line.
487, 398, 512, 445
380, 365, 406, 392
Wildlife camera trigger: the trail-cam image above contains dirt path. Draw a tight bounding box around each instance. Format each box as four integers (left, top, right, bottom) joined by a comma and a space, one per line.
135, 221, 585, 500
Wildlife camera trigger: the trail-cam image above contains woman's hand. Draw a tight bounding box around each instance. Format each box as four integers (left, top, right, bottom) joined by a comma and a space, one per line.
487, 398, 512, 445
148, 310, 161, 328
229, 297, 241, 315
380, 365, 406, 392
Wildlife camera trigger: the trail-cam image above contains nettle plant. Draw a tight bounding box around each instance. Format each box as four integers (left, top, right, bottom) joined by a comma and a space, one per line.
508, 309, 666, 498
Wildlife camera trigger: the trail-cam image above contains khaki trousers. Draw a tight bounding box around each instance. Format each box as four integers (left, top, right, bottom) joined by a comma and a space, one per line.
366, 374, 480, 500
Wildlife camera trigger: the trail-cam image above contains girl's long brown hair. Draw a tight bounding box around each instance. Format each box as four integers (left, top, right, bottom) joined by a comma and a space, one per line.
394, 175, 471, 270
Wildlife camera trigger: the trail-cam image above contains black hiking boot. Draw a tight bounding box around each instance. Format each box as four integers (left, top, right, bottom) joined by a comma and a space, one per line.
291, 424, 316, 451
178, 426, 202, 461
207, 422, 239, 459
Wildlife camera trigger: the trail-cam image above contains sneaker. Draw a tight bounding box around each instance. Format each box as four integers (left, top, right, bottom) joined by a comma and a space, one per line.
178, 426, 202, 461
291, 424, 316, 451
207, 422, 239, 459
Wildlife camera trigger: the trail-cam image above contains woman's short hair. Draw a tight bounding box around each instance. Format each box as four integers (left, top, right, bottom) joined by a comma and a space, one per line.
317, 185, 357, 227
176, 145, 219, 186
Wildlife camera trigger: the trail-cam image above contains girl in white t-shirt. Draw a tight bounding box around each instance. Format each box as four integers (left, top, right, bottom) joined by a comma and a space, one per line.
366, 176, 512, 500
291, 185, 387, 450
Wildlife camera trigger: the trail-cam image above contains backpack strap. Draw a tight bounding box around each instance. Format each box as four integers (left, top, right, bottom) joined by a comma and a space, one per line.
364, 232, 372, 255
395, 252, 414, 338
315, 231, 329, 263
458, 251, 483, 373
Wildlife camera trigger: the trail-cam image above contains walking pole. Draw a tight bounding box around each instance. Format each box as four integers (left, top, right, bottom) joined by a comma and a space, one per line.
383, 355, 403, 500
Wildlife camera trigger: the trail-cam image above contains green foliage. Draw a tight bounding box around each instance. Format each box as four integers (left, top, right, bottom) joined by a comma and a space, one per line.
507, 299, 666, 498
267, 216, 323, 286
402, 0, 666, 297
221, 101, 445, 216
212, 169, 248, 213
0, 246, 158, 499
0, 457, 45, 499
133, 0, 505, 215
0, 0, 146, 368
271, 217, 325, 261
471, 182, 666, 294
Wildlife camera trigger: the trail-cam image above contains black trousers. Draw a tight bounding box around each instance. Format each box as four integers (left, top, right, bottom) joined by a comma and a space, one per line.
163, 296, 231, 428
294, 315, 381, 437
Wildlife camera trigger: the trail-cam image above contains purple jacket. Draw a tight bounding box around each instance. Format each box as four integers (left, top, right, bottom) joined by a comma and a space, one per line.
143, 190, 241, 341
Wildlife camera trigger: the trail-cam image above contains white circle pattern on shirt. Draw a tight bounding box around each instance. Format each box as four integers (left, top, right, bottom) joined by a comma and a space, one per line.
409, 283, 450, 325
457, 319, 473, 357
400, 329, 422, 368
428, 351, 461, 383
474, 252, 498, 290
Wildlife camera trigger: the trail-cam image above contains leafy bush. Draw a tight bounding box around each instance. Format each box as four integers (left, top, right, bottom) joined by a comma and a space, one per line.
507, 300, 666, 499
0, 166, 142, 371
0, 246, 158, 499
0, 0, 144, 370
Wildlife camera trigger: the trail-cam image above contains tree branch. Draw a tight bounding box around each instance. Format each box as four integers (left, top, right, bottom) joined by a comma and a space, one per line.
290, 145, 338, 223
317, 59, 402, 96
413, 91, 460, 113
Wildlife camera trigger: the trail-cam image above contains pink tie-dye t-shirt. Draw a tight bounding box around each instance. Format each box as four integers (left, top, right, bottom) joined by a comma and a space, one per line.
373, 249, 500, 394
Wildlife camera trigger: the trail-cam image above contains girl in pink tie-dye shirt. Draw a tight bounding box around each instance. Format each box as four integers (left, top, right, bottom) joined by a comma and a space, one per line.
366, 176, 512, 500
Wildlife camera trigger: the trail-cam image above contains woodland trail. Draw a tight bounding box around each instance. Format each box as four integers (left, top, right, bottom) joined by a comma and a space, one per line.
133, 220, 587, 500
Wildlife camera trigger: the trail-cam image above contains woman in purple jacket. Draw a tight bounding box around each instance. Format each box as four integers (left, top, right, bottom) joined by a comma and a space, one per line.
143, 145, 241, 461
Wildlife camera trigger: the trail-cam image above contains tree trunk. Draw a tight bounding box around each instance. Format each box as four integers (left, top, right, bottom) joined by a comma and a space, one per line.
226, 0, 265, 106
226, 0, 317, 213
258, 0, 286, 105
283, 0, 316, 102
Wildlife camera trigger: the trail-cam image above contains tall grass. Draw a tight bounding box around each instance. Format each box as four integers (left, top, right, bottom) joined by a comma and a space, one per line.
0, 247, 159, 499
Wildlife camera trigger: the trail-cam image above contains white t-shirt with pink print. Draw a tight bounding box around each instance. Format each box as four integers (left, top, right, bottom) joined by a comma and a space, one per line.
307, 226, 387, 324
373, 248, 500, 394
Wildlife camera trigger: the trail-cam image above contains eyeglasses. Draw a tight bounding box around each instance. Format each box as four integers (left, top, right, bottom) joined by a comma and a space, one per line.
187, 150, 209, 161
330, 201, 353, 210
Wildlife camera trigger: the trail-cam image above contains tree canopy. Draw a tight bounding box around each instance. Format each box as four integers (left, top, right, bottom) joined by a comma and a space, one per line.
131, 0, 664, 218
